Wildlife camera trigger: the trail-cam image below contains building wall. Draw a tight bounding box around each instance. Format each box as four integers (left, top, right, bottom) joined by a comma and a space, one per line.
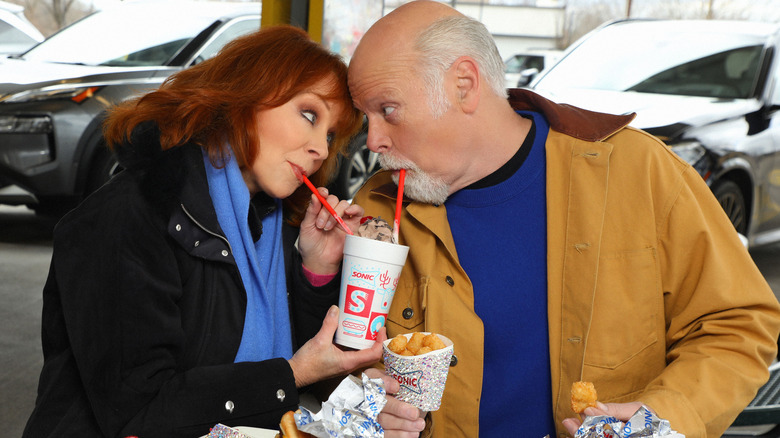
383, 3, 566, 61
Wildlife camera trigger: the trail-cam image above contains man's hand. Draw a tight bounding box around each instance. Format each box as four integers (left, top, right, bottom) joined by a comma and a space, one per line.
562, 401, 647, 436
363, 368, 426, 437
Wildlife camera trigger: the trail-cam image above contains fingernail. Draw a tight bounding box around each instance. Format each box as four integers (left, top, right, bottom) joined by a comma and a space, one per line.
328, 306, 338, 317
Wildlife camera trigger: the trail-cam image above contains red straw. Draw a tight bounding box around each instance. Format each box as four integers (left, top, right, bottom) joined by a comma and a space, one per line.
393, 169, 406, 242
300, 173, 354, 235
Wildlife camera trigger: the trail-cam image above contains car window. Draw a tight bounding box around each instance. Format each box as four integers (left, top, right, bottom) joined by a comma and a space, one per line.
193, 17, 260, 64
21, 8, 225, 66
506, 55, 544, 73
537, 21, 769, 100
628, 45, 762, 98
0, 19, 37, 46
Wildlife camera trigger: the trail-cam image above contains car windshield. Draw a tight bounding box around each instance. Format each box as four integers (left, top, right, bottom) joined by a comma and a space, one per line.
536, 21, 768, 99
21, 7, 220, 66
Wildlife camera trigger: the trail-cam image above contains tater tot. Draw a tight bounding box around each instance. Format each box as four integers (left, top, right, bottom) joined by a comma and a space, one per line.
387, 334, 408, 354
416, 346, 433, 355
570, 381, 598, 414
406, 332, 426, 354
422, 333, 446, 350
399, 349, 415, 356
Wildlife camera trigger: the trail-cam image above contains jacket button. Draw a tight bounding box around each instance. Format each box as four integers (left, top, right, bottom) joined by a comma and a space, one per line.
276, 389, 286, 402
221, 250, 229, 257
175, 224, 182, 231
225, 400, 234, 413
402, 307, 414, 319
450, 355, 458, 367
445, 276, 454, 286
194, 240, 200, 247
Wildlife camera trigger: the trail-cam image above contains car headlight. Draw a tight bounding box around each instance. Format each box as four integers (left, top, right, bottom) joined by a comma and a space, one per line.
0, 115, 52, 133
671, 141, 710, 179
1, 85, 101, 104
671, 141, 706, 165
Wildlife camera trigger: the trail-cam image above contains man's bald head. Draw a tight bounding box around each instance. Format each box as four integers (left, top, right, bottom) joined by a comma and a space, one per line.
350, 0, 507, 115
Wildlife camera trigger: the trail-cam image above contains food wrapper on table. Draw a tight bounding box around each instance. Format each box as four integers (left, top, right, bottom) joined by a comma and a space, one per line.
205, 424, 256, 438
295, 373, 387, 437
575, 406, 685, 438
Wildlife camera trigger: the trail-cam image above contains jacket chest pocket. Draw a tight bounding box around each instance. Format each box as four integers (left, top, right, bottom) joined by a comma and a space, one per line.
583, 247, 661, 369
386, 277, 426, 333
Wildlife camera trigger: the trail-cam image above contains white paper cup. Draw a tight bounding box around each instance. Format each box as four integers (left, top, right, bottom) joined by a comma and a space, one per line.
335, 234, 409, 350
382, 333, 454, 412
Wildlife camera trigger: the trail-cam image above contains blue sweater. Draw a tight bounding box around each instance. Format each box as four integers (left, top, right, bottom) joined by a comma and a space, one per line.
445, 111, 554, 436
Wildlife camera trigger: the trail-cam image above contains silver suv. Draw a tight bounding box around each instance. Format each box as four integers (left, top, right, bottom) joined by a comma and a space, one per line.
0, 1, 263, 215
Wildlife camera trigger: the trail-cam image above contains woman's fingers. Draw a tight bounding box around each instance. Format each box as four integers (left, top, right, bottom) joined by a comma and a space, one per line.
289, 307, 385, 387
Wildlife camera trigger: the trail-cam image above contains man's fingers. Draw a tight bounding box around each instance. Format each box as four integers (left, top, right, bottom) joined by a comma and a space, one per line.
376, 411, 425, 435
562, 417, 581, 435
382, 395, 423, 421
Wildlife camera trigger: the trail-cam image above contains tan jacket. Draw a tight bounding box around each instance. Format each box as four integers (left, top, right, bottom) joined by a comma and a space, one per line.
352, 89, 780, 438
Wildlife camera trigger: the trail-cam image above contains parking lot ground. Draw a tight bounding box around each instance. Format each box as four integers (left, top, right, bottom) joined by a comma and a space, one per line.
0, 205, 55, 437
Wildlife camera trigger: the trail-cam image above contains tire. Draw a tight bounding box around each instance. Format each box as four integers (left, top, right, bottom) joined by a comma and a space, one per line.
332, 132, 380, 199
712, 179, 747, 235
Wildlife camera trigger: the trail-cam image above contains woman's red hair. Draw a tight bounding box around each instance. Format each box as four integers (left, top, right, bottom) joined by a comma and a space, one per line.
103, 25, 363, 224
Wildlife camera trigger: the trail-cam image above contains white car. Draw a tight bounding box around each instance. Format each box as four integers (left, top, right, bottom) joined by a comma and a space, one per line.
504, 50, 561, 88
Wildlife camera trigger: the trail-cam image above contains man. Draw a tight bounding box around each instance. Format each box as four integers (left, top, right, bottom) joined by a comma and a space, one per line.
349, 1, 780, 437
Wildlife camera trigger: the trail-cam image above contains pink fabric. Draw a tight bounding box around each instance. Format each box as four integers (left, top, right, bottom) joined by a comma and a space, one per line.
302, 264, 337, 287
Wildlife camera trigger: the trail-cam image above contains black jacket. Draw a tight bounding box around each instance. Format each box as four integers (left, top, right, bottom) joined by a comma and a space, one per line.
23, 123, 339, 438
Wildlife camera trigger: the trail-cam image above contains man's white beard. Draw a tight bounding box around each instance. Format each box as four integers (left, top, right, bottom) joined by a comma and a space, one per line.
379, 153, 450, 205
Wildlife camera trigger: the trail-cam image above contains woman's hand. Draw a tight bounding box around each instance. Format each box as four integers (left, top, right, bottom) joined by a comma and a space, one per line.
298, 187, 364, 275
562, 401, 647, 436
288, 305, 383, 388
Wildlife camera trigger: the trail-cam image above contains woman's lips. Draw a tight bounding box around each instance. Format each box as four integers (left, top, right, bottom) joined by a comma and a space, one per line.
290, 162, 306, 182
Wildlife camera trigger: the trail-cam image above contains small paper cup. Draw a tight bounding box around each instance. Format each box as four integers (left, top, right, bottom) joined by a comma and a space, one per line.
382, 333, 454, 412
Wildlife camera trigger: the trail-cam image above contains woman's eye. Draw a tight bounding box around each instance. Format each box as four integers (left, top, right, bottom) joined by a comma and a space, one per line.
302, 110, 317, 125
382, 106, 395, 117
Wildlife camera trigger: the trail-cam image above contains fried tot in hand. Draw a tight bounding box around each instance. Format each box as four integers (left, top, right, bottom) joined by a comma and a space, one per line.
571, 381, 598, 414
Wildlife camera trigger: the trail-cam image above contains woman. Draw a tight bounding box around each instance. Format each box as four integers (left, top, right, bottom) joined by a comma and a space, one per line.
23, 26, 381, 438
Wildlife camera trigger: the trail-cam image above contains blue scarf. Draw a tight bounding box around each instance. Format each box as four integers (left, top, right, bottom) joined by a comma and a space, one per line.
203, 150, 293, 362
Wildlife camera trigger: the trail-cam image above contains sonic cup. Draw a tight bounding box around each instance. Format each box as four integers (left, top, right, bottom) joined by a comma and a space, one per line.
382, 333, 454, 412
335, 234, 409, 350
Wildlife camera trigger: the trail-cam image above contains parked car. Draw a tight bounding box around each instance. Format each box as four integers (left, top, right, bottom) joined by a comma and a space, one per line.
504, 49, 561, 89
0, 1, 374, 216
531, 19, 780, 248
0, 0, 43, 56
